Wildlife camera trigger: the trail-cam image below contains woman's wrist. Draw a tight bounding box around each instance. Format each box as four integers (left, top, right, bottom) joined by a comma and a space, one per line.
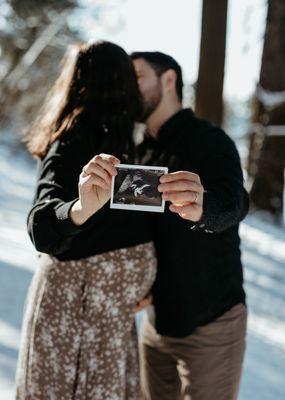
69, 199, 93, 226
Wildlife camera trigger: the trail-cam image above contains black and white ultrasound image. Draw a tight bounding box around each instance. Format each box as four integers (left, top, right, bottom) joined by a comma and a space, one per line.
113, 168, 164, 206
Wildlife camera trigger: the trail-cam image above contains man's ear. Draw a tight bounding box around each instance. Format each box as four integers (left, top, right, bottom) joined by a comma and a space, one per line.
161, 69, 177, 93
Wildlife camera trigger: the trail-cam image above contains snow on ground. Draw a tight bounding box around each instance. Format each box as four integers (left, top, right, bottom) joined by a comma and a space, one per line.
0, 144, 285, 400
239, 217, 285, 400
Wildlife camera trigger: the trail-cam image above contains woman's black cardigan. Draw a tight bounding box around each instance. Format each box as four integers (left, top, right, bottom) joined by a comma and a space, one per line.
27, 131, 153, 260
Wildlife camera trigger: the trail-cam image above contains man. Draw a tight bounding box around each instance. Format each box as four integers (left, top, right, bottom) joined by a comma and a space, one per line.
131, 51, 249, 400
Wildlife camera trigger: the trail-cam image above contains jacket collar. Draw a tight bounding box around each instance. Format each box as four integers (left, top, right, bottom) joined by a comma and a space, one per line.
145, 108, 195, 145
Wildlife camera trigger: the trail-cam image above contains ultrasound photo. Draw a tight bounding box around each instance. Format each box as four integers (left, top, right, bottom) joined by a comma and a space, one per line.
110, 164, 168, 212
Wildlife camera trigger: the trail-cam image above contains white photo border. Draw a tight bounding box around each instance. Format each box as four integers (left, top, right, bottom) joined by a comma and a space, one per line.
110, 163, 168, 213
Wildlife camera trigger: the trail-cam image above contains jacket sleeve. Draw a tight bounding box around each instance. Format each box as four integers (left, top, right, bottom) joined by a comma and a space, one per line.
193, 129, 249, 233
27, 135, 93, 255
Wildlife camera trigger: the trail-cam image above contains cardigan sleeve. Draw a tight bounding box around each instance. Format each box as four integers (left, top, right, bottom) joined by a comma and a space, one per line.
193, 129, 249, 233
27, 134, 94, 255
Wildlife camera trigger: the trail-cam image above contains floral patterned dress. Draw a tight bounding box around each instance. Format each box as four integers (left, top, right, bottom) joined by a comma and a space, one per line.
15, 241, 157, 400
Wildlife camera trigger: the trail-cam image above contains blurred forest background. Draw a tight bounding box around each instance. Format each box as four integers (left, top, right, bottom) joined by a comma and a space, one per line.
0, 0, 285, 399
0, 0, 284, 222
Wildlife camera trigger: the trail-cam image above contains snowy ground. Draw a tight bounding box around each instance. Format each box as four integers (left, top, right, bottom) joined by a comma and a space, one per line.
0, 144, 285, 400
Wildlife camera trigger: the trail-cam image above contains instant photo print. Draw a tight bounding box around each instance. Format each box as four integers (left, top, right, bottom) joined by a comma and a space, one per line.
110, 164, 168, 212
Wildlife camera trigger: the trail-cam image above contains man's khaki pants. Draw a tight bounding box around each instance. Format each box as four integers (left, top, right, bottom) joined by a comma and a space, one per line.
139, 303, 247, 400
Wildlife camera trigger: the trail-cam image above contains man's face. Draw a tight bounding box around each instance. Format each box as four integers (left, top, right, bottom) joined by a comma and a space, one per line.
133, 58, 162, 122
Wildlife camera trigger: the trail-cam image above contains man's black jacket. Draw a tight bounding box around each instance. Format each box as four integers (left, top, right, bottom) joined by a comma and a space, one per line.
137, 108, 249, 337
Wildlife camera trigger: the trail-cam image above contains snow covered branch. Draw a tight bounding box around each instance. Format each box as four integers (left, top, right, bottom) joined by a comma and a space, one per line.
256, 84, 285, 110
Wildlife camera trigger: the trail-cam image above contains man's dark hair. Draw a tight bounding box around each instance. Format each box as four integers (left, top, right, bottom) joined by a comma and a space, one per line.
131, 51, 183, 102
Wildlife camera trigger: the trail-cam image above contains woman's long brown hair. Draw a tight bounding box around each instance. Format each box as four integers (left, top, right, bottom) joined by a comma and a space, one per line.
25, 41, 142, 160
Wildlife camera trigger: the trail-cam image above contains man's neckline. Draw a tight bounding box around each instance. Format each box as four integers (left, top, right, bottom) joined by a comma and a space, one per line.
143, 108, 195, 144
154, 108, 195, 142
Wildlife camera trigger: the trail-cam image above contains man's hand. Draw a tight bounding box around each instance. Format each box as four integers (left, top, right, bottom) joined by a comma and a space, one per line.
158, 171, 204, 221
134, 293, 153, 313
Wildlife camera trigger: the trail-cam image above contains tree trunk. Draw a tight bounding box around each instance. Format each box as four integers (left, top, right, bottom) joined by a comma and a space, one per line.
249, 0, 285, 217
195, 0, 228, 127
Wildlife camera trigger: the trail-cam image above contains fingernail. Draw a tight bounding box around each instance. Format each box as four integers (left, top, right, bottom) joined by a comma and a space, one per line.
160, 176, 165, 182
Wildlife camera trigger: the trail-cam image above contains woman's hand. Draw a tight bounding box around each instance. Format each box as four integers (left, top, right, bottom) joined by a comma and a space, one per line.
70, 153, 120, 225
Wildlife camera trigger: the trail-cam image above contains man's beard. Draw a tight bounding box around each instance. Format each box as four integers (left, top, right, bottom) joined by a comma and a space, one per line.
139, 83, 162, 122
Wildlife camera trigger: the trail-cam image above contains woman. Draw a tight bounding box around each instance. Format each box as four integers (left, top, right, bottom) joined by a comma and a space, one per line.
15, 41, 157, 400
